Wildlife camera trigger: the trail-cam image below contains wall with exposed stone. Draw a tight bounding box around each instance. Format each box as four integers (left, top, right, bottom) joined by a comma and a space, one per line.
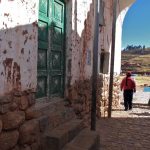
65, 0, 116, 123
65, 0, 96, 126
67, 79, 92, 126
0, 0, 135, 149
67, 74, 120, 124
0, 90, 38, 150
0, 1, 40, 148
65, 0, 114, 86
65, 0, 94, 90
97, 74, 120, 118
0, 1, 65, 149
0, 89, 75, 150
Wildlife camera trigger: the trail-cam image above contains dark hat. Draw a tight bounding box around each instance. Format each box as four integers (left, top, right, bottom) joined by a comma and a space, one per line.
126, 71, 131, 77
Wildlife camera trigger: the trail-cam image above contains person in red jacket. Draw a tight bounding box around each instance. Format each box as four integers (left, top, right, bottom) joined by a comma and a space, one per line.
120, 71, 136, 111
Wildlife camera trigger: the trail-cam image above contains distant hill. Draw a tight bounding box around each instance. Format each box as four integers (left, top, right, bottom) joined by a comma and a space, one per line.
121, 45, 150, 73
122, 45, 150, 55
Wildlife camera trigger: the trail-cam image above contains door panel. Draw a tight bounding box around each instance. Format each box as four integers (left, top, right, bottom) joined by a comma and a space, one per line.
37, 0, 50, 99
38, 21, 48, 42
39, 0, 49, 17
37, 76, 47, 98
51, 51, 61, 70
50, 0, 64, 96
37, 0, 65, 99
52, 26, 63, 45
51, 75, 62, 95
54, 1, 63, 22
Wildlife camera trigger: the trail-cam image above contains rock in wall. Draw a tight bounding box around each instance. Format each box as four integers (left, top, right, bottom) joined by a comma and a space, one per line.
97, 74, 120, 118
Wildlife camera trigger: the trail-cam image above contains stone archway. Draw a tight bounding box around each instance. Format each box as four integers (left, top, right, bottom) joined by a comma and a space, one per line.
114, 0, 136, 74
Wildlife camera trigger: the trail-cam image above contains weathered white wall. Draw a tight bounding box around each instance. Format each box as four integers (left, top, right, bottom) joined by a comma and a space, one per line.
66, 0, 94, 87
98, 0, 136, 75
114, 8, 129, 74
0, 0, 38, 95
99, 0, 112, 54
0, 0, 137, 96
98, 0, 113, 74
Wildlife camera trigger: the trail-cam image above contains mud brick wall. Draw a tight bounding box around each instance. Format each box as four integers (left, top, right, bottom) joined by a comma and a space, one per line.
0, 90, 42, 150
97, 74, 120, 118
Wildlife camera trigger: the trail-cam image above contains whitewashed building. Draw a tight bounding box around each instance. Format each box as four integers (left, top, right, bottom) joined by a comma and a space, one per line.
0, 0, 136, 149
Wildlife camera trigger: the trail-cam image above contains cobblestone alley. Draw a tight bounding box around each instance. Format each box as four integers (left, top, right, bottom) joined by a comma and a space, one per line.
98, 88, 150, 150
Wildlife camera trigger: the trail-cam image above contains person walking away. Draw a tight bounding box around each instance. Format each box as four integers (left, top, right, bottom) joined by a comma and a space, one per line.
120, 72, 136, 111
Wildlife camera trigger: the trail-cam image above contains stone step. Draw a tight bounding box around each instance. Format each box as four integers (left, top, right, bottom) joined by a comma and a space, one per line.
43, 119, 84, 150
63, 128, 100, 150
25, 99, 75, 132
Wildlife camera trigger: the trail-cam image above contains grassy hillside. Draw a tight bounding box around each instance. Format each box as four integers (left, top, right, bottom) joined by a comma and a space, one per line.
121, 53, 150, 73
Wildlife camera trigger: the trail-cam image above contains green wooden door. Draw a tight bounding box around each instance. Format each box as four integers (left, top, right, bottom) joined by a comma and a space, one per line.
37, 0, 65, 99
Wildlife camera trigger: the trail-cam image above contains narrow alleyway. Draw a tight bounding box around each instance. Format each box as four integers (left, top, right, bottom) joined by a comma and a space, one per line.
98, 88, 150, 150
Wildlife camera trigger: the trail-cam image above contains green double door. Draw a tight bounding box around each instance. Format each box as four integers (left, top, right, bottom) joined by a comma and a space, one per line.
37, 0, 65, 99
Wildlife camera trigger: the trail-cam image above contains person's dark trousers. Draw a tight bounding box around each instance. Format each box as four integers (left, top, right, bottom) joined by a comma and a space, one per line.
123, 89, 133, 110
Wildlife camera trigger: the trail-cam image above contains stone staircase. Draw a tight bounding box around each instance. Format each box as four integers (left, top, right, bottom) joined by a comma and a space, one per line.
63, 128, 100, 150
42, 119, 100, 150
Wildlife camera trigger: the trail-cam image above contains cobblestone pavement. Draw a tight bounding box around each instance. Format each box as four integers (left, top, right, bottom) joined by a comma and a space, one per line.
97, 89, 150, 150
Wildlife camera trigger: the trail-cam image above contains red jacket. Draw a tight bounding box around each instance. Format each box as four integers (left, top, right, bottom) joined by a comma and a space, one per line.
120, 77, 136, 92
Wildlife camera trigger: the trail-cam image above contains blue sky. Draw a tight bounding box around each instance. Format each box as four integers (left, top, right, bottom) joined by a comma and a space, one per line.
122, 0, 150, 49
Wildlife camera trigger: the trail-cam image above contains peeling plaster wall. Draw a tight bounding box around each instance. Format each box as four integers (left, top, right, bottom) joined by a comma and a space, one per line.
0, 0, 38, 95
99, 0, 113, 74
99, 0, 113, 53
98, 0, 136, 75
66, 0, 94, 88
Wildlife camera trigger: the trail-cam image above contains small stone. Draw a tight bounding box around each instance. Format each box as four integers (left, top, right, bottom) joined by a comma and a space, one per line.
2, 111, 25, 130
0, 95, 12, 104
19, 96, 29, 110
9, 102, 18, 111
13, 96, 21, 105
19, 120, 40, 145
0, 130, 19, 150
25, 108, 42, 120
0, 103, 11, 114
38, 116, 49, 132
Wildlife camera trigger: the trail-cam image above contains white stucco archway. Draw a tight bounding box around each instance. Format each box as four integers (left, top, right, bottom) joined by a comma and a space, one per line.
114, 0, 136, 74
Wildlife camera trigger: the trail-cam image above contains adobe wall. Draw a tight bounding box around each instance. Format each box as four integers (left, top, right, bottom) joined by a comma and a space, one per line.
0, 0, 136, 148
65, 0, 119, 123
0, 0, 38, 95
65, 0, 94, 90
0, 1, 69, 149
